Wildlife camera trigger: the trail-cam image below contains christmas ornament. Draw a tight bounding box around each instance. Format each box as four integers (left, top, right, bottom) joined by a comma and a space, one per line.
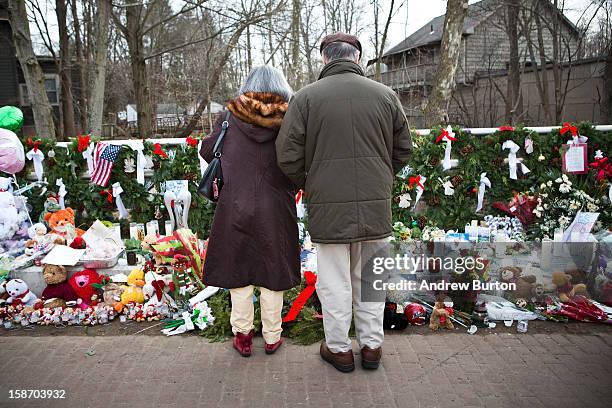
502, 140, 530, 180
82, 142, 95, 177
476, 172, 491, 212
595, 150, 604, 159
124, 157, 136, 173
398, 193, 411, 208
525, 138, 533, 154
154, 205, 163, 220
438, 177, 455, 196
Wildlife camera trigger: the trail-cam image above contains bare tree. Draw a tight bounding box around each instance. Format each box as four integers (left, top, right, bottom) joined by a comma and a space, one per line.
8, 0, 57, 139
423, 0, 469, 126
72, 0, 89, 132
88, 0, 111, 136
56, 0, 76, 140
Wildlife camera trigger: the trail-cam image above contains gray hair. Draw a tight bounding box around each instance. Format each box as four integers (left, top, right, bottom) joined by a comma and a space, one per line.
239, 65, 293, 101
322, 42, 360, 62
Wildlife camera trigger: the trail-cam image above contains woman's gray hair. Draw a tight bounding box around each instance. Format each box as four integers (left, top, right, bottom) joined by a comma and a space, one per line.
239, 65, 294, 101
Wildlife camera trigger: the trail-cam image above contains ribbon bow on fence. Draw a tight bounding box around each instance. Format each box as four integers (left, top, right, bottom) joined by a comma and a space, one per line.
112, 182, 129, 219
435, 125, 457, 170
283, 271, 317, 323
409, 175, 426, 210
502, 140, 530, 180
476, 172, 491, 212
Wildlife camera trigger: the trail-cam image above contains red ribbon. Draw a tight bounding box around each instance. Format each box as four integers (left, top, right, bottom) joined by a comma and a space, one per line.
100, 190, 113, 203
154, 143, 168, 158
295, 190, 303, 205
77, 134, 90, 152
590, 157, 612, 182
498, 126, 514, 132
27, 137, 40, 152
560, 122, 578, 137
185, 136, 198, 148
151, 280, 166, 302
435, 129, 457, 143
409, 175, 424, 190
283, 271, 317, 323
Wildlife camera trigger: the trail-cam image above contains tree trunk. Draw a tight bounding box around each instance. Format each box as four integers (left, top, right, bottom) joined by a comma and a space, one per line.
505, 0, 522, 123
7, 0, 56, 139
375, 0, 395, 82
605, 46, 612, 123
87, 0, 111, 137
423, 0, 469, 127
56, 0, 75, 140
71, 0, 88, 132
125, 3, 153, 138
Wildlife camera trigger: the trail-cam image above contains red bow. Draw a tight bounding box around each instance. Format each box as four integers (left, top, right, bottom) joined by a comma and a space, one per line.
283, 271, 317, 322
27, 137, 40, 152
185, 136, 198, 148
100, 190, 113, 203
435, 129, 457, 143
295, 190, 303, 204
153, 143, 168, 158
77, 134, 90, 152
590, 157, 612, 182
560, 122, 578, 137
499, 126, 514, 132
409, 175, 424, 190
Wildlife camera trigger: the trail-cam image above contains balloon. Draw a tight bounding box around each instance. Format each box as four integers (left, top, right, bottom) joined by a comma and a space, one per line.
0, 106, 24, 132
0, 128, 25, 174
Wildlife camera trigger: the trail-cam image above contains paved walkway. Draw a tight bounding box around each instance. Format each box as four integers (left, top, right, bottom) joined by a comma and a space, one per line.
1, 330, 611, 408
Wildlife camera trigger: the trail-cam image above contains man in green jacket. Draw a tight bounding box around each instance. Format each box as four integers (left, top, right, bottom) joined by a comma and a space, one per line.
276, 32, 412, 372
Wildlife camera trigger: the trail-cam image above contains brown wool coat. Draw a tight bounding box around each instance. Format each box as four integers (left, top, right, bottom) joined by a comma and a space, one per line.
276, 59, 413, 244
199, 93, 301, 291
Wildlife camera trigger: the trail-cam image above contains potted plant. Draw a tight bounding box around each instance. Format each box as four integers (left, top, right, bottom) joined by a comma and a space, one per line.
124, 238, 142, 265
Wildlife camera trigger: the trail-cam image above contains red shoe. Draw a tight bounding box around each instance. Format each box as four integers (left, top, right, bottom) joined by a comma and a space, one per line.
264, 338, 284, 354
233, 330, 254, 357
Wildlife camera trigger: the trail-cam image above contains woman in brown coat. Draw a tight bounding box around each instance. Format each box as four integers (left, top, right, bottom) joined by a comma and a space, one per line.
200, 65, 300, 357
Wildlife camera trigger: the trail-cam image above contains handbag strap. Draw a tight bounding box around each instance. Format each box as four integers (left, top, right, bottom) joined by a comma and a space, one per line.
212, 111, 231, 158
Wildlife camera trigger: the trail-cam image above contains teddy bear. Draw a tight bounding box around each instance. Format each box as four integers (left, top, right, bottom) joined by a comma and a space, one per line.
69, 269, 101, 309
552, 271, 588, 302
115, 269, 146, 313
5, 278, 39, 307
429, 294, 455, 331
143, 271, 176, 309
0, 278, 8, 305
43, 208, 85, 244
40, 264, 79, 309
499, 266, 540, 300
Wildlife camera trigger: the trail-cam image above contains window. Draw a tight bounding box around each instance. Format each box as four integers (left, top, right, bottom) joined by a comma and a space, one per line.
19, 74, 59, 106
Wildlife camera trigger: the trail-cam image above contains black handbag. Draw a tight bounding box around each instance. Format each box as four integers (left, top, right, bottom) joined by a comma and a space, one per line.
197, 111, 231, 201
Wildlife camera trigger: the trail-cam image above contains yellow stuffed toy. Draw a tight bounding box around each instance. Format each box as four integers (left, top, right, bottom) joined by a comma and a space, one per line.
115, 269, 145, 312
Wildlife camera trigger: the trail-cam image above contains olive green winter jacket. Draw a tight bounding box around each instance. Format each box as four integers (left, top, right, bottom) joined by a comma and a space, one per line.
276, 59, 413, 243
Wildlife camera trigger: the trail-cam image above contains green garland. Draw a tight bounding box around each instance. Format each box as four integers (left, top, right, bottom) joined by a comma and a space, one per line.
17, 136, 216, 238
393, 122, 612, 238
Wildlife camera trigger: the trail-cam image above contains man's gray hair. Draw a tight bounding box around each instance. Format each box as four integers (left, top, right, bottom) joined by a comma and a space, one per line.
239, 65, 293, 101
322, 41, 360, 62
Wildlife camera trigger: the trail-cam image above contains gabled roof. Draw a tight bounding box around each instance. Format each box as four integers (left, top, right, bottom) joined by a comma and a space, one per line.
382, 0, 579, 58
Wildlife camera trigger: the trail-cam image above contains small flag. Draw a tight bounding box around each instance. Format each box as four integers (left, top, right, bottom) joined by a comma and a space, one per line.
91, 142, 121, 187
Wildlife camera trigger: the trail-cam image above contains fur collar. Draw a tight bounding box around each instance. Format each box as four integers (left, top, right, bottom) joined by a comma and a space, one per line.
227, 92, 288, 129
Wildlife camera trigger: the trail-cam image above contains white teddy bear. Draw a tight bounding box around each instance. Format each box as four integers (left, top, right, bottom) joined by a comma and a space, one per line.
5, 278, 39, 307
143, 272, 176, 309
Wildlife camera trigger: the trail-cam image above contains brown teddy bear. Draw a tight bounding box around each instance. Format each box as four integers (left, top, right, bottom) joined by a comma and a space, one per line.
40, 264, 79, 308
499, 266, 539, 300
429, 294, 455, 331
552, 271, 588, 302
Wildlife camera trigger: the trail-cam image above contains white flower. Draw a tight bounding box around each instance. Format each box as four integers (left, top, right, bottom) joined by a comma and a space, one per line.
562, 174, 570, 183
422, 232, 430, 241
555, 177, 563, 183
547, 181, 553, 187
559, 183, 572, 194
538, 155, 545, 161
587, 202, 599, 212
559, 216, 571, 227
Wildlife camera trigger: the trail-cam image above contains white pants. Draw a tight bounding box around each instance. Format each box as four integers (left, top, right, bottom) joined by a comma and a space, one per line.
315, 240, 387, 353
230, 286, 284, 344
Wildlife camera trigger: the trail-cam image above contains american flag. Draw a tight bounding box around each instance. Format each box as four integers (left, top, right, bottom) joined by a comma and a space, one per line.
90, 142, 121, 187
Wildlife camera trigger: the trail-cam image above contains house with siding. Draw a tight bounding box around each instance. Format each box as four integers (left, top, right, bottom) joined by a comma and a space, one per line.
370, 0, 585, 127
0, 2, 61, 136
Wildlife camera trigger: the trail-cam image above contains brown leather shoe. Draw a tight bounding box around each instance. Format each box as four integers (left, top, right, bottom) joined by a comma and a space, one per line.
320, 342, 355, 373
360, 346, 382, 369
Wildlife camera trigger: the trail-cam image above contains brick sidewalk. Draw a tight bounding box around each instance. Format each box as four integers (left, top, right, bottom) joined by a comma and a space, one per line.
1, 331, 611, 408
